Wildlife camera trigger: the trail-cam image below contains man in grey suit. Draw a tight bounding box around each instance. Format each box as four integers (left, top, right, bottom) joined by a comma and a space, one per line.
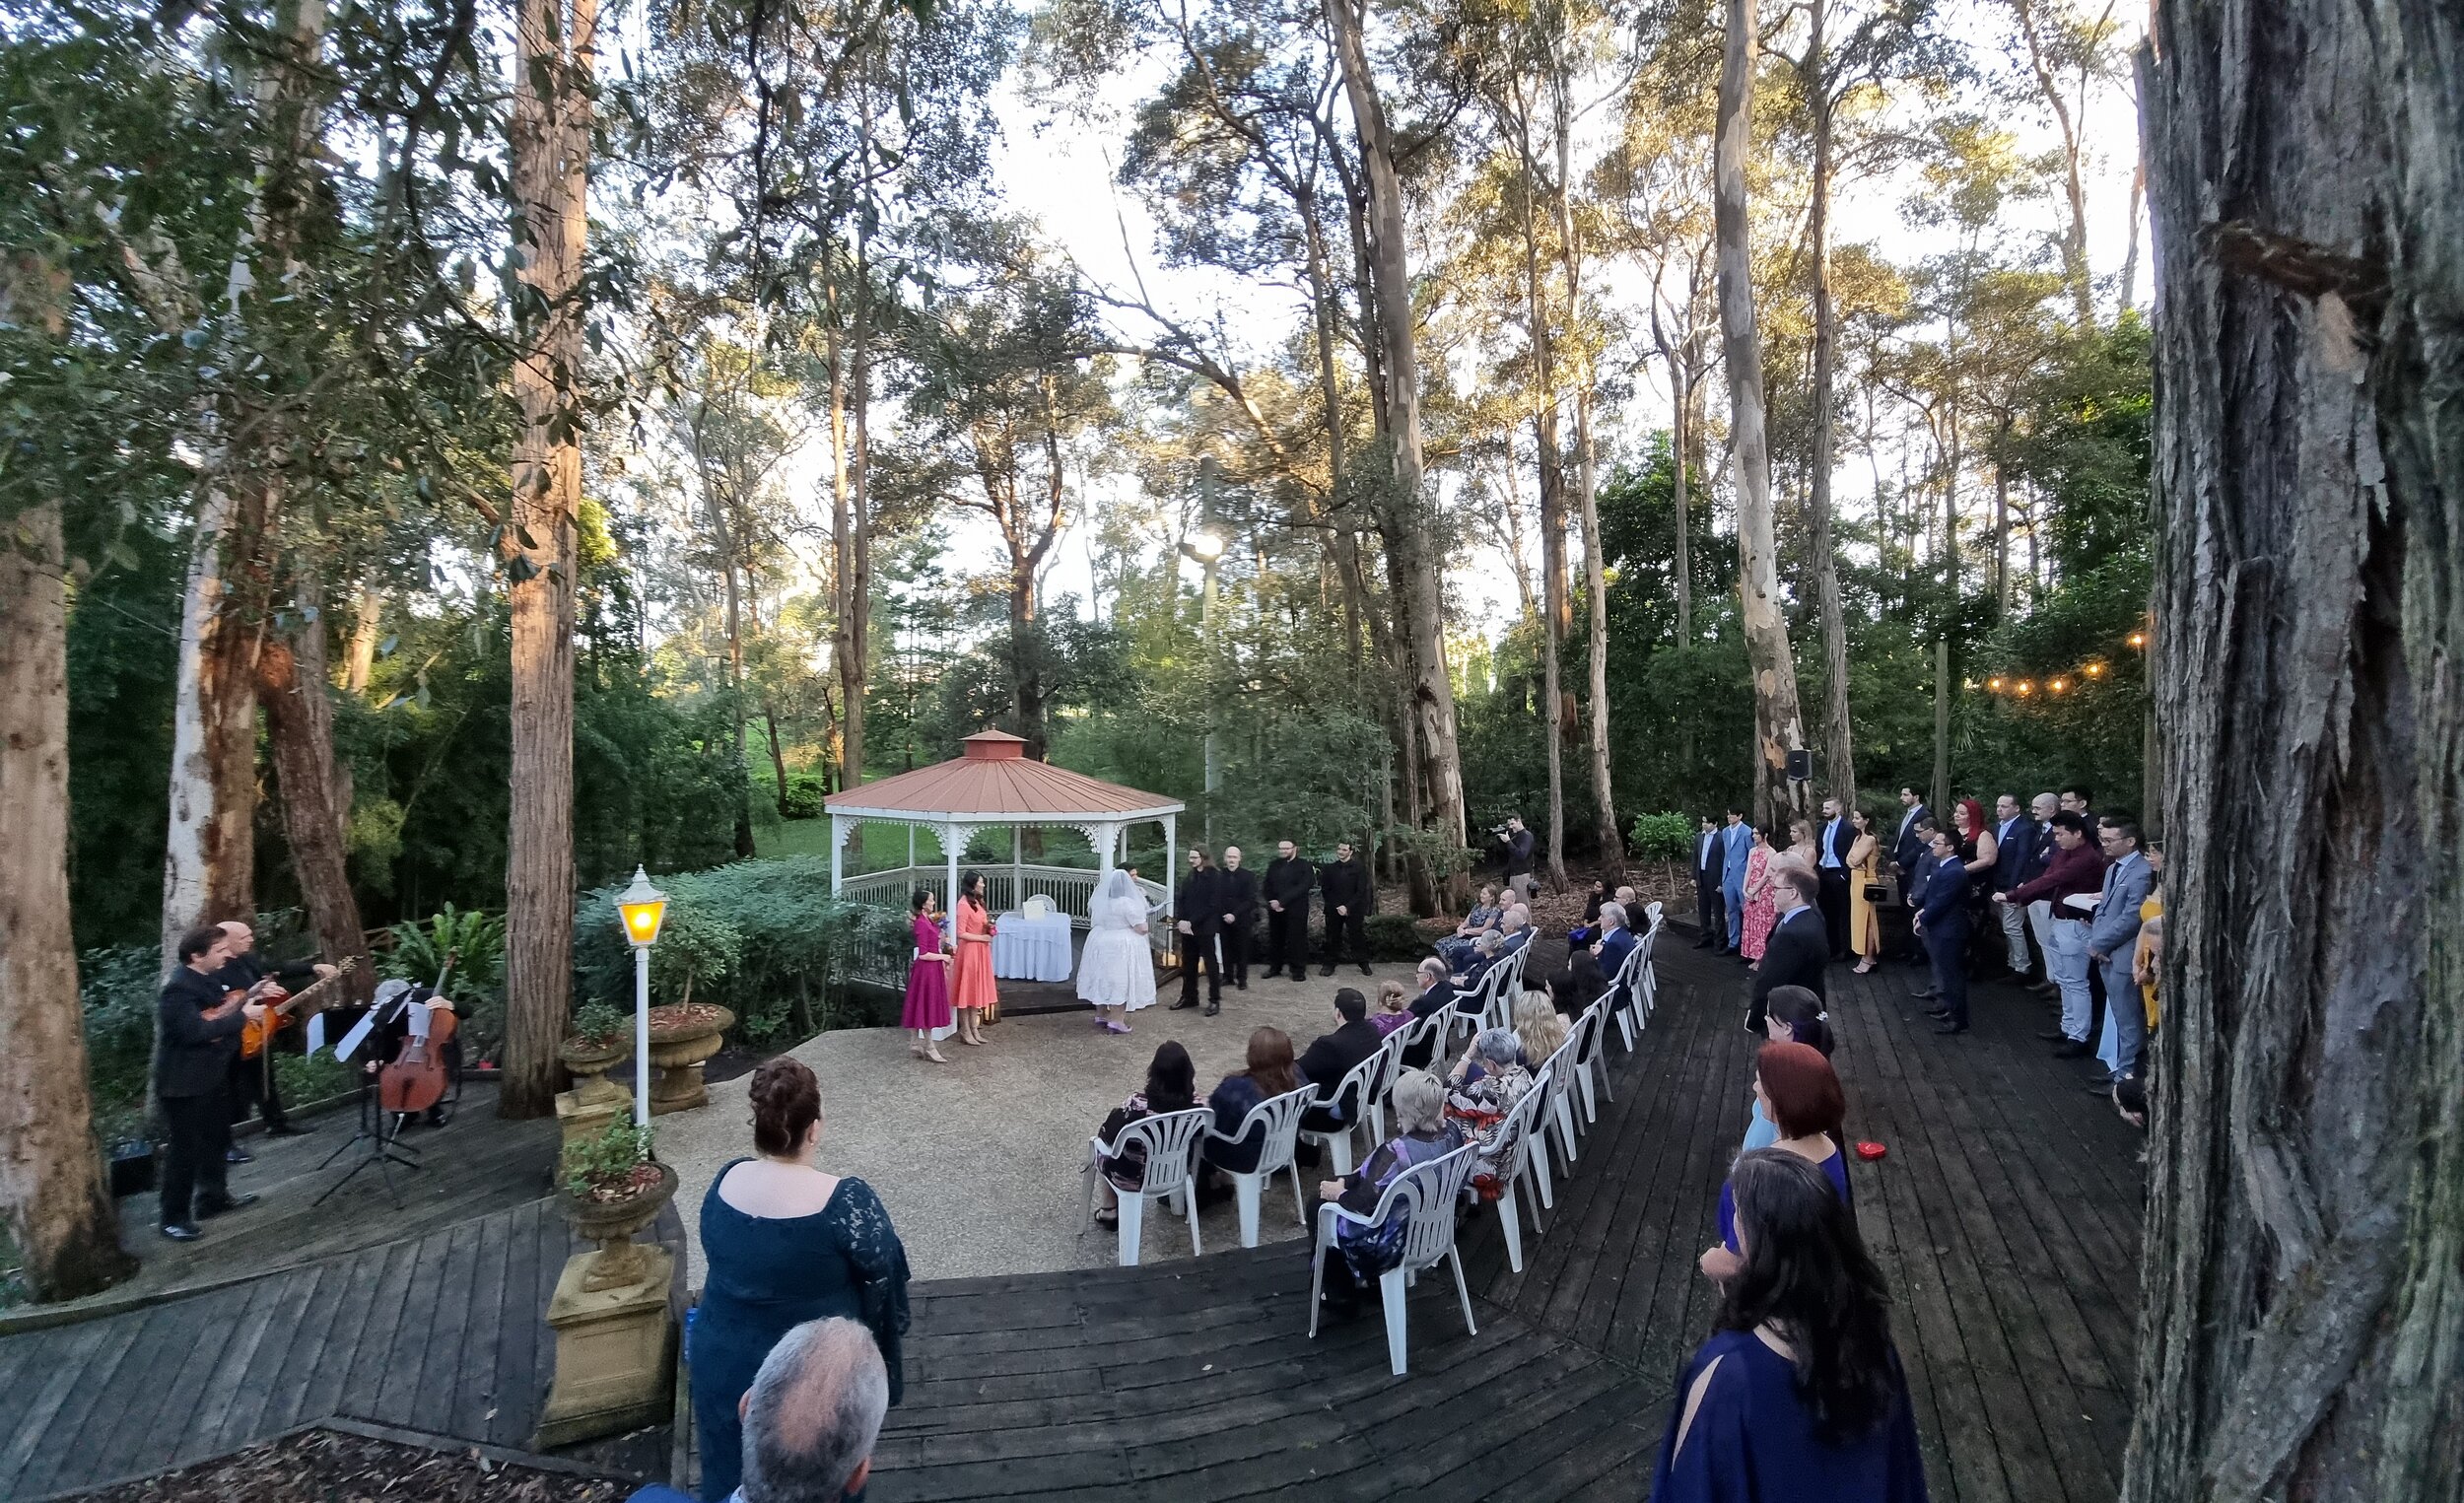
2085, 816, 2154, 1088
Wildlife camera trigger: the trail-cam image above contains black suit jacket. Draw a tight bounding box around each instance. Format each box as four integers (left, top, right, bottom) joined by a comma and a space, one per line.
1320, 857, 1372, 917
1892, 805, 1932, 872
157, 965, 246, 1098
1177, 867, 1223, 931
1264, 856, 1315, 911
1216, 867, 1261, 927
1298, 1019, 1386, 1119
1694, 831, 1724, 887
1748, 908, 1829, 1023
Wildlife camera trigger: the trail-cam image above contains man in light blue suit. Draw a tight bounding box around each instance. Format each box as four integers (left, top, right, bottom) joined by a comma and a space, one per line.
1720, 805, 1751, 953
2085, 815, 2154, 1088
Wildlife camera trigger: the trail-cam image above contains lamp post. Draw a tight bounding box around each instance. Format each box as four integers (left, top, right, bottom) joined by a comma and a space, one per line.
616, 866, 667, 1130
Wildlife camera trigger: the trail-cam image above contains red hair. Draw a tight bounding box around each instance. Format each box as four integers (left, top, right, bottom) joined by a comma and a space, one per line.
1955, 797, 1988, 839
1757, 1042, 1845, 1140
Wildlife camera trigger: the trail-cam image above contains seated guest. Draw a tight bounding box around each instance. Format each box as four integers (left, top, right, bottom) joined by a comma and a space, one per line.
1400, 959, 1456, 1069
1371, 980, 1413, 1037
1497, 906, 1533, 958
691, 1059, 910, 1503
1566, 877, 1608, 947
1297, 989, 1386, 1139
1451, 928, 1508, 994
1311, 1069, 1464, 1323
1435, 884, 1503, 969
640, 1314, 890, 1503
1549, 946, 1608, 1015
1092, 1042, 1199, 1227
1701, 1042, 1848, 1281
1199, 1027, 1302, 1200
1652, 1151, 1925, 1503
1444, 1028, 1537, 1168
1573, 885, 1638, 948
1512, 991, 1568, 1069
1740, 986, 1832, 1154
1593, 901, 1637, 980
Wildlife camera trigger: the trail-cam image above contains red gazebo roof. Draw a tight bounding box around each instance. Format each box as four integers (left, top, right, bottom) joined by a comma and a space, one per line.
822, 731, 1184, 821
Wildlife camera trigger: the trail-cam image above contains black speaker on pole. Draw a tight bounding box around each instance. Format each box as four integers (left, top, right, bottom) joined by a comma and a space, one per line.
1785, 748, 1814, 783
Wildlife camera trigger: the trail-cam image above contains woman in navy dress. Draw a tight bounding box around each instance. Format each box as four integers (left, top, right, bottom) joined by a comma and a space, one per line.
1654, 1149, 1927, 1502
1703, 1042, 1849, 1281
691, 1058, 910, 1501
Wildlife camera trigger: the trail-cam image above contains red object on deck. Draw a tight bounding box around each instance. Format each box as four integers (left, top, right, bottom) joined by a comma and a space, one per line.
1855, 1141, 1888, 1161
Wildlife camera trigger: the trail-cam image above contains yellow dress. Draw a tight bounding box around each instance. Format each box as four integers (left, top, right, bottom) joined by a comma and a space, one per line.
1847, 836, 1882, 959
2135, 892, 2163, 1029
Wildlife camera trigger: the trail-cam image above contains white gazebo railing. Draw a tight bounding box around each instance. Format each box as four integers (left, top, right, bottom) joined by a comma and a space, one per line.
837, 863, 1169, 930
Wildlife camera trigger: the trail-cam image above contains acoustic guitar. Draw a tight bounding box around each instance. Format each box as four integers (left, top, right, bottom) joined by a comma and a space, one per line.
239, 955, 361, 1060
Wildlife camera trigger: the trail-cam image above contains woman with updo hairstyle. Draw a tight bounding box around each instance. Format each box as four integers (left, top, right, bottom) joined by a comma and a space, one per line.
688, 1057, 911, 1501
1741, 987, 1836, 1154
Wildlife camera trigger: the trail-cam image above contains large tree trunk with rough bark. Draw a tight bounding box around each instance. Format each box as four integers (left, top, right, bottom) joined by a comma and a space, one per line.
1803, 0, 1857, 808
258, 590, 373, 1002
0, 501, 138, 1303
2127, 3, 2464, 1497
501, 0, 595, 1120
1715, 0, 1808, 829
1552, 91, 1618, 870
160, 475, 272, 971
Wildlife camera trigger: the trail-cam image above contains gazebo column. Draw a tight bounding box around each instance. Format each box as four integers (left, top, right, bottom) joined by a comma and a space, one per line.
830, 813, 848, 896
942, 822, 960, 913
1164, 813, 1178, 919
1094, 821, 1120, 881
907, 822, 916, 878
1011, 826, 1023, 913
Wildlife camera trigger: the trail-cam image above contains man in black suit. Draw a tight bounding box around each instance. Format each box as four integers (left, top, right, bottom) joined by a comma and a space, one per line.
215, 921, 335, 1155
1172, 847, 1224, 1013
1988, 794, 2040, 980
1891, 787, 1931, 886
1691, 815, 1726, 948
1296, 989, 1386, 1151
1746, 866, 1828, 1035
1317, 841, 1374, 977
1261, 840, 1315, 980
1917, 830, 1975, 1034
158, 924, 266, 1241
1216, 846, 1261, 996
1814, 796, 1855, 959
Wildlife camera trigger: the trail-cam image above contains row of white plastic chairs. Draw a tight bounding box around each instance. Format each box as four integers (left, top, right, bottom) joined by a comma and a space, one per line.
1080, 904, 1665, 1375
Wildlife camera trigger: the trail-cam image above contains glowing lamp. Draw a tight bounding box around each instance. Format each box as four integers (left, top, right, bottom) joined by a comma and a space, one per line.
2085, 662, 2106, 678
1188, 530, 1225, 562
2016, 680, 2034, 697
2127, 632, 2146, 649
618, 866, 668, 948
1988, 676, 2005, 692
2050, 678, 2068, 694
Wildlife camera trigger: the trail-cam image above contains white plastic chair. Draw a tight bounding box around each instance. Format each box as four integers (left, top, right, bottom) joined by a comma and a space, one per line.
1607, 940, 1651, 1052
1082, 1107, 1211, 1266
1020, 893, 1055, 921
1538, 1035, 1583, 1173
1299, 1048, 1392, 1177
1308, 1141, 1482, 1375
1389, 1010, 1451, 1085
1203, 1084, 1318, 1248
1471, 1073, 1552, 1273
1447, 959, 1511, 1048
1568, 996, 1613, 1126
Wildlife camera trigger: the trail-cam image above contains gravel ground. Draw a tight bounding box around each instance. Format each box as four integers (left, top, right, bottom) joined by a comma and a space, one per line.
64, 1426, 636, 1503
657, 962, 1429, 1289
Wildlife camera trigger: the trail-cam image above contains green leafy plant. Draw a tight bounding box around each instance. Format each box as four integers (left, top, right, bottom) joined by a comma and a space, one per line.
1627, 812, 1695, 863
382, 905, 509, 1058
560, 1120, 656, 1199
569, 1001, 630, 1048
780, 771, 827, 820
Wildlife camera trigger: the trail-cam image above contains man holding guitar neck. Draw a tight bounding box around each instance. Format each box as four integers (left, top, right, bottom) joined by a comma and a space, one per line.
159, 926, 268, 1242
213, 921, 337, 1160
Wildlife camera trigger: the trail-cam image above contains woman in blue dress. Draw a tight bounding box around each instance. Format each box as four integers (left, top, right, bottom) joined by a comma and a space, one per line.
1740, 988, 1835, 1155
1705, 1042, 1848, 1281
691, 1058, 910, 1501
1654, 1148, 1927, 1502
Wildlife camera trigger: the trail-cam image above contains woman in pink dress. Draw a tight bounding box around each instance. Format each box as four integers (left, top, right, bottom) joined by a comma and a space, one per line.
949, 870, 999, 1047
902, 890, 952, 1063
1740, 826, 1780, 964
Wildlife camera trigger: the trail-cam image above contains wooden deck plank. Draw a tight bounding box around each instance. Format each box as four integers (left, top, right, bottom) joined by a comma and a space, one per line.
3, 1306, 151, 1501
448, 1205, 516, 1446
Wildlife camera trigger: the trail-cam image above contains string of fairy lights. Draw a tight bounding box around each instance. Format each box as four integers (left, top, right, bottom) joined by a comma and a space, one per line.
1968, 627, 2149, 702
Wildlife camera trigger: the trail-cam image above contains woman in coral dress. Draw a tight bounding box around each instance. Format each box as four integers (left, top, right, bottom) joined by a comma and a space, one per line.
1739, 828, 1779, 964
902, 890, 952, 1063
949, 871, 999, 1046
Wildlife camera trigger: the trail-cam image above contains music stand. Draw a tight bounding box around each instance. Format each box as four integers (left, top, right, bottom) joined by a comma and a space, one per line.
314, 984, 426, 1207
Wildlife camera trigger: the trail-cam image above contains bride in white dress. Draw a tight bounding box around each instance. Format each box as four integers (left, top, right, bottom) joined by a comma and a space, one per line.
1077, 868, 1158, 1033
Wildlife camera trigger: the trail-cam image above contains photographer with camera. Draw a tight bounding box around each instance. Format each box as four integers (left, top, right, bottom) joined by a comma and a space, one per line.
1495, 814, 1538, 903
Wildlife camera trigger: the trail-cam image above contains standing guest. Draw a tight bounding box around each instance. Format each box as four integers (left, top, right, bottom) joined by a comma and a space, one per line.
1318, 840, 1375, 977
1171, 847, 1225, 1013
1199, 1027, 1303, 1198
2019, 793, 2063, 991
947, 871, 998, 1045
1693, 817, 1728, 948
1890, 786, 1932, 890
1721, 807, 1753, 953
1215, 846, 1261, 995
157, 925, 264, 1241
1950, 798, 1998, 974
1785, 817, 1820, 873
634, 1316, 892, 1503
2059, 786, 2095, 828
1296, 989, 1386, 1145
1076, 869, 1156, 1034
213, 921, 333, 1152
1435, 883, 1502, 970
1500, 814, 1538, 903
691, 1059, 910, 1503
1092, 1042, 1201, 1226
1989, 794, 2039, 978
1703, 1043, 1850, 1276
1310, 1070, 1464, 1324
1741, 987, 1835, 1155
1995, 812, 2104, 1058
2085, 823, 2155, 1088
1261, 840, 1316, 981
1901, 816, 1945, 981
1747, 866, 1829, 1034
1845, 809, 1883, 974
1655, 1150, 1927, 1503
1740, 827, 1780, 964
1915, 831, 1973, 1035
1815, 798, 1855, 958
1371, 980, 1414, 1037
902, 890, 953, 1062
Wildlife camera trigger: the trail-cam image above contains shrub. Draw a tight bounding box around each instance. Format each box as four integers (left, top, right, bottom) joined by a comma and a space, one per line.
560, 1120, 655, 1199
383, 906, 508, 1059
571, 1001, 630, 1048
1627, 811, 1695, 864
780, 772, 827, 820
1360, 913, 1445, 961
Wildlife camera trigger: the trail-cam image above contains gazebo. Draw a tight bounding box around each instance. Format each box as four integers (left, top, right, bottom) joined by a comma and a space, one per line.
823, 730, 1186, 927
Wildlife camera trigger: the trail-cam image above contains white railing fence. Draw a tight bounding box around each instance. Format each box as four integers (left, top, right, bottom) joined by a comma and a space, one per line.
836, 863, 1166, 933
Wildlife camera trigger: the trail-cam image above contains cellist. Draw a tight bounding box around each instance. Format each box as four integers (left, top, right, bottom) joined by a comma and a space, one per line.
213, 921, 337, 1159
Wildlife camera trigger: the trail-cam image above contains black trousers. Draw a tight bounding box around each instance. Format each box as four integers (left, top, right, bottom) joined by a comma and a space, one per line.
160, 1088, 233, 1225
1221, 922, 1251, 987
1180, 924, 1223, 1003
1266, 904, 1311, 975
1695, 878, 1725, 943
1926, 923, 1972, 1027
1322, 908, 1367, 969
1817, 869, 1851, 957
228, 1049, 288, 1130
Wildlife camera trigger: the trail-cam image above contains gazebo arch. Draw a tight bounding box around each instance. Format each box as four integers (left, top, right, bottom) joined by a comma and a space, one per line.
822, 730, 1186, 928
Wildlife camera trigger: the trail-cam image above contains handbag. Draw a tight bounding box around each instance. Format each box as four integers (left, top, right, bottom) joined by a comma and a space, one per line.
1862, 882, 1889, 904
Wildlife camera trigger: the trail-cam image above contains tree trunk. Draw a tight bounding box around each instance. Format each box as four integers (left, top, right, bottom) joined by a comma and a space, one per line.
1520, 132, 1569, 889
1993, 423, 2013, 621
1326, 0, 1469, 908
501, 0, 595, 1120
1715, 0, 1808, 829
160, 474, 271, 975
2127, 4, 2464, 1497
1932, 408, 1959, 818
258, 600, 373, 1000
1552, 90, 1618, 868
0, 500, 138, 1302
1803, 0, 1858, 809
834, 83, 876, 800
344, 578, 381, 695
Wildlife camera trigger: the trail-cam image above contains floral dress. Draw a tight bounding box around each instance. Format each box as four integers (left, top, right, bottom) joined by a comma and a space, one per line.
1740, 846, 1778, 961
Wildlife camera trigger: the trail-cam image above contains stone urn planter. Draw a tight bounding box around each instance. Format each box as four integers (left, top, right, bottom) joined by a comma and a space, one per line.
539, 1155, 678, 1449
558, 1157, 677, 1292
555, 1035, 635, 1151
645, 1003, 733, 1115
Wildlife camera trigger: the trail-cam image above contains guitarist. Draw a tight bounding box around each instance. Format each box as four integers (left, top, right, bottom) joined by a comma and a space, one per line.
214, 921, 337, 1156
160, 925, 266, 1242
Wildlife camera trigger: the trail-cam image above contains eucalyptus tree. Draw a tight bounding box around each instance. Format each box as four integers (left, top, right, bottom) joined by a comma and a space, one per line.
1985, 0, 2123, 330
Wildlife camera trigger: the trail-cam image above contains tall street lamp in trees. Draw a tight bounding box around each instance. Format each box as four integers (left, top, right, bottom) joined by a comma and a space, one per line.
615, 866, 666, 1129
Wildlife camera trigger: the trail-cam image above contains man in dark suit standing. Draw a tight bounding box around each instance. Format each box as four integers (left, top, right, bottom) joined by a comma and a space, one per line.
1746, 868, 1827, 1034
1171, 847, 1224, 1013
1692, 815, 1726, 948
214, 920, 334, 1157
1916, 831, 1974, 1034
1296, 989, 1385, 1149
1216, 846, 1261, 996
158, 924, 265, 1241
1988, 794, 2041, 980
1891, 787, 1931, 887
1317, 840, 1374, 977
1261, 840, 1315, 981
1814, 796, 1855, 959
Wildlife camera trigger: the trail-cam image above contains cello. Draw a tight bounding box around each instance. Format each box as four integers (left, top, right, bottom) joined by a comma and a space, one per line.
379, 950, 460, 1118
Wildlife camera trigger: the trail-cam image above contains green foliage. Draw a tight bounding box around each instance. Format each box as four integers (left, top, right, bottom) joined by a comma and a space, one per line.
78, 944, 161, 1143
560, 1121, 655, 1198
571, 1001, 630, 1047
1627, 812, 1695, 863
780, 772, 828, 819
1360, 914, 1443, 961
382, 905, 508, 1059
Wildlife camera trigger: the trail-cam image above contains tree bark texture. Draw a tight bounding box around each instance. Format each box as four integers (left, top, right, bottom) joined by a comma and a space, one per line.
502, 0, 595, 1120
1518, 127, 1568, 889
2129, 2, 2464, 1498
343, 579, 381, 695
0, 501, 139, 1302
160, 474, 271, 975
1552, 91, 1619, 868
1803, 0, 1858, 809
1715, 0, 1808, 829
258, 598, 373, 1003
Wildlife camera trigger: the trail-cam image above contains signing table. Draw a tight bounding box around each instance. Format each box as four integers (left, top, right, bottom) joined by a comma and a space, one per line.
991, 909, 1073, 983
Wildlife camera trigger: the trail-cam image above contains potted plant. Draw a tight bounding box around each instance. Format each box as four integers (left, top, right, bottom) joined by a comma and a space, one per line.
556, 1121, 675, 1292
644, 999, 735, 1114
560, 1000, 632, 1102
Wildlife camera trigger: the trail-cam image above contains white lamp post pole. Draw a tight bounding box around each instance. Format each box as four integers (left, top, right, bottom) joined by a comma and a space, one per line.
616, 865, 668, 1132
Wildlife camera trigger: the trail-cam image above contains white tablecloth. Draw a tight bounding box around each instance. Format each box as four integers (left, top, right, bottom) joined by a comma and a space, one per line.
992, 911, 1073, 983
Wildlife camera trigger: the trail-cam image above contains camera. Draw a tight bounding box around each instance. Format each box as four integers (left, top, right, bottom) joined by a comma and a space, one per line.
1486, 823, 1513, 839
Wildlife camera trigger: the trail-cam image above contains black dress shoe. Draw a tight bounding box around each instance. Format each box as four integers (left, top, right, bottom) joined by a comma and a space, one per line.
2050, 1039, 2090, 1059
196, 1192, 259, 1219
2034, 1029, 2070, 1042
160, 1222, 203, 1243
263, 1123, 308, 1137
1170, 996, 1199, 1010
1319, 966, 1336, 977
1911, 986, 1939, 999
225, 1145, 254, 1165
1204, 1000, 1221, 1017
1934, 1021, 1969, 1035
1235, 981, 1248, 991
1358, 964, 1373, 976
1926, 1008, 1951, 1022
2084, 1079, 2116, 1096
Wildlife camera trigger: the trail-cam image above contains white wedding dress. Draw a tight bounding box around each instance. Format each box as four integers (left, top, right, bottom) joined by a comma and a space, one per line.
1076, 875, 1158, 1011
